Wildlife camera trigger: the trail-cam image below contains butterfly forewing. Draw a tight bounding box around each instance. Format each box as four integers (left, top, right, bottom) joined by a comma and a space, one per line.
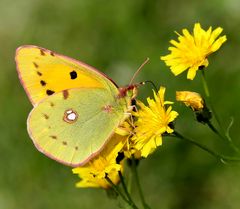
16, 45, 118, 105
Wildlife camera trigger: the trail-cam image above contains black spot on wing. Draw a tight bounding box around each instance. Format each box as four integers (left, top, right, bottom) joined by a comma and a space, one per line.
46, 90, 55, 95
70, 70, 77, 79
37, 71, 42, 76
40, 80, 46, 86
33, 62, 39, 68
50, 135, 57, 140
43, 114, 49, 119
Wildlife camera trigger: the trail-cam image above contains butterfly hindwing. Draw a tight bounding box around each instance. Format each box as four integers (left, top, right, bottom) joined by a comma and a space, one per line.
15, 45, 118, 105
27, 88, 128, 166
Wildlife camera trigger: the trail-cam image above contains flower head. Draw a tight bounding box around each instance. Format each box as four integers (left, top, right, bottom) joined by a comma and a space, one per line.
161, 23, 227, 80
176, 91, 204, 111
131, 87, 178, 157
72, 134, 126, 189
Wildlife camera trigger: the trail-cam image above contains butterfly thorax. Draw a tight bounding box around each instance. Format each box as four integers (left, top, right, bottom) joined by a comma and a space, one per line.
118, 85, 138, 100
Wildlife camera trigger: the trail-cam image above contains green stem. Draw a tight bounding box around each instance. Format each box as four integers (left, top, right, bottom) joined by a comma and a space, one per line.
201, 70, 210, 97
172, 131, 240, 163
105, 176, 139, 209
128, 167, 133, 193
118, 171, 138, 208
201, 70, 223, 131
131, 157, 151, 209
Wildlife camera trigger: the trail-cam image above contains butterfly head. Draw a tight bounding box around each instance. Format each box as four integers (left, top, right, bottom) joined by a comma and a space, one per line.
118, 83, 141, 100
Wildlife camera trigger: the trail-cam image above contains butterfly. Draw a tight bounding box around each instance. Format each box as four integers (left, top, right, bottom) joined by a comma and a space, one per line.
15, 45, 137, 167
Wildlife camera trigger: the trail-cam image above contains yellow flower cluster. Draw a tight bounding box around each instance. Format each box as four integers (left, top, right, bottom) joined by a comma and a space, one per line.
73, 23, 227, 190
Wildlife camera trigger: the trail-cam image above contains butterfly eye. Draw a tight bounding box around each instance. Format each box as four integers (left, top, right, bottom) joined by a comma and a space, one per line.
63, 109, 78, 123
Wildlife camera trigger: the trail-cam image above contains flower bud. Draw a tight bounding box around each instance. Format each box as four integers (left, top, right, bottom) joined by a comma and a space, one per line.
176, 91, 204, 111
176, 91, 212, 123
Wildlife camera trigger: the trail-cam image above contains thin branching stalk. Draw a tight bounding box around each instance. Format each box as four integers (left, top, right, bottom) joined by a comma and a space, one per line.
171, 132, 240, 163
206, 121, 240, 153
201, 70, 239, 153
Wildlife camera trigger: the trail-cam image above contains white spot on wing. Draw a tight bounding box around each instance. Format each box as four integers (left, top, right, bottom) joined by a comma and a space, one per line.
67, 112, 77, 120
63, 109, 78, 123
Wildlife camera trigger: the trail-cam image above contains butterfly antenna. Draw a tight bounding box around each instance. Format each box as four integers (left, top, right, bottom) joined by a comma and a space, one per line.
129, 57, 150, 85
141, 80, 158, 92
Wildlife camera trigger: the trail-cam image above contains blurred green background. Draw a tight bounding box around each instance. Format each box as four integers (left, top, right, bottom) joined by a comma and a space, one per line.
1, 0, 240, 208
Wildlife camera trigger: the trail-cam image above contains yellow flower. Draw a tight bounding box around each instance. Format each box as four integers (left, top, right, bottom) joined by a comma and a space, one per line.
176, 91, 204, 111
132, 87, 178, 157
72, 134, 126, 189
161, 23, 227, 80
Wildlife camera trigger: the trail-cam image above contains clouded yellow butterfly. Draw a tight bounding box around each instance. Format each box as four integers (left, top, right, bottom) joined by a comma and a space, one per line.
15, 45, 136, 167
